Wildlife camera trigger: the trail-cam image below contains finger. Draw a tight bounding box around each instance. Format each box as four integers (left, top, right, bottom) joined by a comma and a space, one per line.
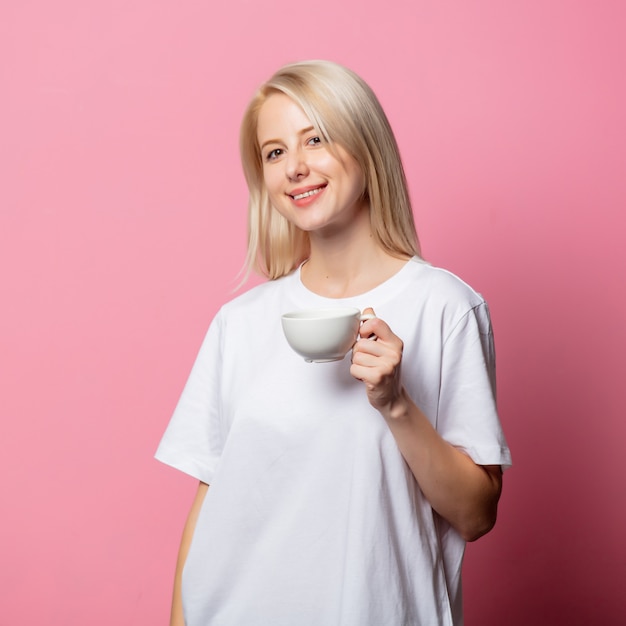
350, 357, 395, 386
351, 347, 382, 368
359, 315, 384, 339
352, 337, 388, 358
359, 307, 377, 339
359, 317, 399, 345
352, 344, 402, 374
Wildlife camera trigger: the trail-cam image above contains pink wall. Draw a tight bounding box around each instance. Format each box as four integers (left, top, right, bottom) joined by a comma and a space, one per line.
2, 1, 624, 624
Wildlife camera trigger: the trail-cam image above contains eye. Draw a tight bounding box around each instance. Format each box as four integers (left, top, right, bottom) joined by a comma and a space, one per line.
265, 148, 283, 161
307, 136, 322, 146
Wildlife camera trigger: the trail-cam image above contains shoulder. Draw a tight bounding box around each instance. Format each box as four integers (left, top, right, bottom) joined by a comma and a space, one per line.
392, 259, 494, 344
405, 259, 486, 310
217, 272, 295, 321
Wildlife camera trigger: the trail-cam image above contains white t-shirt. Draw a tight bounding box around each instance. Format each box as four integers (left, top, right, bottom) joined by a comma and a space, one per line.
156, 258, 512, 626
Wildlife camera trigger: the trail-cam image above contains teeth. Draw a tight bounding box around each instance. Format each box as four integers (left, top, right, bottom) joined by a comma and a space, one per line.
293, 187, 323, 201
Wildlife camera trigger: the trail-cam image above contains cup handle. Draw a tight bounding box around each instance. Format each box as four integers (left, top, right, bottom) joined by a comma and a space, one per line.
359, 312, 377, 340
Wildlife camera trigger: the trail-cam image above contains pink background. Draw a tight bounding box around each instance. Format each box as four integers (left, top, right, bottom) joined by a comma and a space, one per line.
2, 1, 625, 624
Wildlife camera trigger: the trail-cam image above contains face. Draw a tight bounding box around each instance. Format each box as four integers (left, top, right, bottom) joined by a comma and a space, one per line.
256, 93, 367, 237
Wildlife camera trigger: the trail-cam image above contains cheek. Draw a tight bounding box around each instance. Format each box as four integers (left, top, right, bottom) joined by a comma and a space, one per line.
347, 167, 366, 200
262, 174, 286, 212
316, 152, 341, 173
323, 150, 365, 197
262, 168, 281, 196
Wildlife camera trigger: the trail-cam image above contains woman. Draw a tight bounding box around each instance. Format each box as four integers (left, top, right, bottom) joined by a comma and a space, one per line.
156, 60, 512, 626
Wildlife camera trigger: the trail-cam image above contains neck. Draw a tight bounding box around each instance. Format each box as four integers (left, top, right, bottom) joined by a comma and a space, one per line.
302, 215, 410, 298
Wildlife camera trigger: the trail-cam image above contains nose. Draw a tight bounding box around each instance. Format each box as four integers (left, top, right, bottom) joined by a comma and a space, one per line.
285, 147, 309, 180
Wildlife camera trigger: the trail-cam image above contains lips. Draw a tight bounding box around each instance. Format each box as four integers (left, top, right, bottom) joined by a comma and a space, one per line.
288, 184, 327, 201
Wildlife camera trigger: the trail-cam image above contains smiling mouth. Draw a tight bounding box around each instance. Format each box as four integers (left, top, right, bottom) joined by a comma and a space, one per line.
290, 186, 326, 201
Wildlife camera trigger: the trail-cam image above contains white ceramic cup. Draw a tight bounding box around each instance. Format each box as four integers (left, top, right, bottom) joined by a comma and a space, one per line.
281, 307, 376, 363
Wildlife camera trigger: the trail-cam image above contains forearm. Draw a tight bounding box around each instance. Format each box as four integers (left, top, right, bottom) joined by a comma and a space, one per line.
382, 388, 502, 542
171, 481, 210, 626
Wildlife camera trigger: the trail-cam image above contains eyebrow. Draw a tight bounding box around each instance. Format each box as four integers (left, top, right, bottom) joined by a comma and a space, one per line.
259, 126, 316, 151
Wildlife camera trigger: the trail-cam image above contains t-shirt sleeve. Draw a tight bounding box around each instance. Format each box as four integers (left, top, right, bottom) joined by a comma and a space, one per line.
438, 302, 512, 470
155, 312, 226, 484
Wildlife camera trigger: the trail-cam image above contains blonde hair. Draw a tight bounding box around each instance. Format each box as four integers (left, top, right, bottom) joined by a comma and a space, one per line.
240, 60, 421, 280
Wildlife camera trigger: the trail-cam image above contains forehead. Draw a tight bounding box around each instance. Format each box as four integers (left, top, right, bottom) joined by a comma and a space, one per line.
256, 93, 313, 143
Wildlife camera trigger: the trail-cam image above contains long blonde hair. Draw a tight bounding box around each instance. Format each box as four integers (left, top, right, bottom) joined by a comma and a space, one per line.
240, 60, 421, 280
